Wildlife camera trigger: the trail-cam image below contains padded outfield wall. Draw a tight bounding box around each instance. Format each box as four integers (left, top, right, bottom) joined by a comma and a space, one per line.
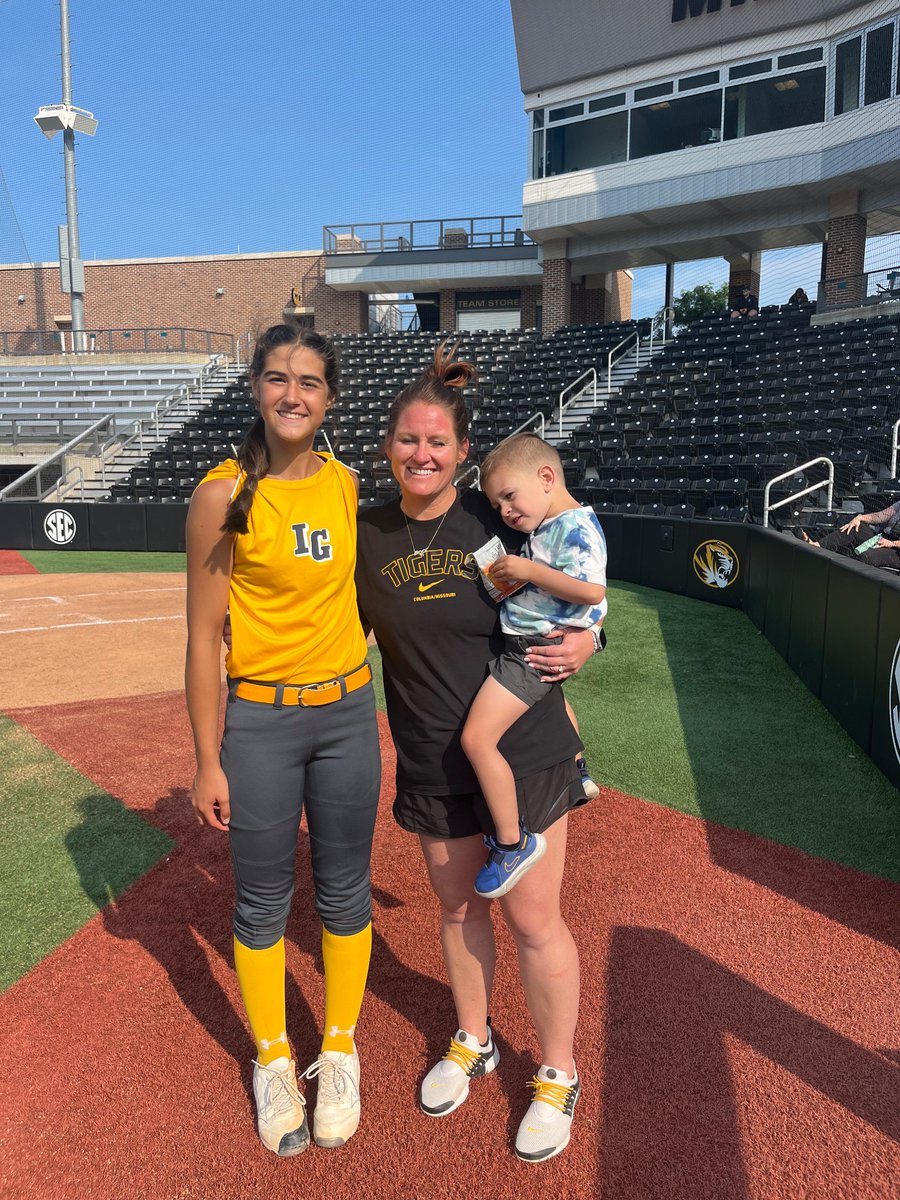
3, 502, 898, 789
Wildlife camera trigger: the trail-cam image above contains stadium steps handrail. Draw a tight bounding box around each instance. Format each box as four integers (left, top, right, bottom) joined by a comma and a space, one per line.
763, 458, 834, 528
0, 355, 228, 502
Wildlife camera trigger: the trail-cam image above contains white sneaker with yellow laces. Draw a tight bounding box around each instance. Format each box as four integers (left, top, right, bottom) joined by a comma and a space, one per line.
419, 1027, 499, 1116
514, 1063, 581, 1162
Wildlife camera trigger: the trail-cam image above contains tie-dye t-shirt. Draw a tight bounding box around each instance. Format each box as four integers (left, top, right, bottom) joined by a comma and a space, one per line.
500, 506, 607, 637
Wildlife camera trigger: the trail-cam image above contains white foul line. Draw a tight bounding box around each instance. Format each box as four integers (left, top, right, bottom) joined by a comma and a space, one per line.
0, 614, 184, 635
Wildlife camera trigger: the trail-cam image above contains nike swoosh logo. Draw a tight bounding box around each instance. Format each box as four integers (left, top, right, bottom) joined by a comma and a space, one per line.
418, 579, 446, 592
503, 855, 522, 872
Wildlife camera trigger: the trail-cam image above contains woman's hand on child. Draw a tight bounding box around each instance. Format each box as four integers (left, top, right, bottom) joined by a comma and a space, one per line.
525, 626, 595, 682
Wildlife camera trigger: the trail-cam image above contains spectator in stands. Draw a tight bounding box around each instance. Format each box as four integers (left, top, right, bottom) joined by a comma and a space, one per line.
186, 324, 380, 1157
787, 287, 810, 307
355, 341, 603, 1162
798, 500, 900, 568
730, 286, 758, 319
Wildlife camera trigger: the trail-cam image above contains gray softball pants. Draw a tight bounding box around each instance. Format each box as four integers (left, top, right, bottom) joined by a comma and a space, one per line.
220, 683, 381, 949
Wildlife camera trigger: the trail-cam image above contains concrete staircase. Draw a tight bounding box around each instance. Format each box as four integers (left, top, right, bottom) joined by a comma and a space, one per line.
545, 339, 666, 445
71, 361, 247, 501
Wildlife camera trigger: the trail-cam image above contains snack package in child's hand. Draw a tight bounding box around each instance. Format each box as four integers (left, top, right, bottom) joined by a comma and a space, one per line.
472, 536, 526, 603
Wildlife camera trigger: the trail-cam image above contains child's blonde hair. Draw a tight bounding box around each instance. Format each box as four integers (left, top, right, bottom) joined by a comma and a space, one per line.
479, 432, 563, 488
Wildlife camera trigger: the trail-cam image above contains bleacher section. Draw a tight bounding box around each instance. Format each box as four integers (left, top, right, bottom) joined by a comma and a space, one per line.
564, 305, 900, 524
0, 361, 213, 446
97, 310, 900, 528
105, 324, 637, 504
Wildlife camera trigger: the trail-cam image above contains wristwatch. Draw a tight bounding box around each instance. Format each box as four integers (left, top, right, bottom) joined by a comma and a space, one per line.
590, 626, 607, 654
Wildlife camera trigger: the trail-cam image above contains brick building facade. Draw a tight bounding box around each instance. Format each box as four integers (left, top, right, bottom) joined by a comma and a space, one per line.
0, 249, 632, 345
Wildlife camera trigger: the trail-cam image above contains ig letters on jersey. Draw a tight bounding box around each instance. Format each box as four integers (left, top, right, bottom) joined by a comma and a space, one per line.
292, 522, 332, 562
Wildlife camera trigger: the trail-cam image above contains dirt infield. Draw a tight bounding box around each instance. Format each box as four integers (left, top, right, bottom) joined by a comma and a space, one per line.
1, 572, 898, 1198
0, 571, 190, 708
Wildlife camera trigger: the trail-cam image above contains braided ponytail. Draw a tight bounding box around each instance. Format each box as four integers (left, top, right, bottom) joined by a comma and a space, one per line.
221, 416, 269, 534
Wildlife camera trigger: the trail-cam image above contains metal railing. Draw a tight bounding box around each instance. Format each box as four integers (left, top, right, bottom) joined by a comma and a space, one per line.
606, 331, 643, 392
762, 457, 834, 528
0, 327, 236, 357
456, 463, 481, 490
0, 415, 111, 501
54, 463, 84, 501
816, 264, 900, 315
234, 330, 254, 369
324, 216, 533, 255
1, 355, 225, 501
892, 417, 900, 479
557, 369, 599, 437
651, 308, 673, 349
368, 302, 422, 335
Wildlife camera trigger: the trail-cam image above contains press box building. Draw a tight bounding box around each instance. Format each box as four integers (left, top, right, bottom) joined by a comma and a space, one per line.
510, 0, 900, 327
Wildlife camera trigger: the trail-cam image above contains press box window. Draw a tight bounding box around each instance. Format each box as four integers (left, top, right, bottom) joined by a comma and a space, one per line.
630, 90, 722, 161
834, 36, 861, 115
729, 59, 772, 81
589, 92, 626, 113
548, 102, 584, 122
531, 111, 544, 179
724, 69, 825, 140
545, 110, 627, 175
778, 49, 822, 69
634, 81, 673, 102
679, 71, 719, 92
865, 24, 894, 106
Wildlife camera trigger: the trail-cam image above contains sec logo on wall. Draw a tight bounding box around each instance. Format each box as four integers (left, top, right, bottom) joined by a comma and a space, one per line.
43, 509, 77, 546
693, 539, 739, 588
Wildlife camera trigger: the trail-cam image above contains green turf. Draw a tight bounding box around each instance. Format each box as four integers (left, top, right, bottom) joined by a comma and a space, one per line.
565, 582, 900, 882
0, 715, 173, 992
367, 644, 385, 712
22, 550, 186, 573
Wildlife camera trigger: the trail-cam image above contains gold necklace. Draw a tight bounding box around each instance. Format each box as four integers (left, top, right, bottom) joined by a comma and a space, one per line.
404, 507, 450, 557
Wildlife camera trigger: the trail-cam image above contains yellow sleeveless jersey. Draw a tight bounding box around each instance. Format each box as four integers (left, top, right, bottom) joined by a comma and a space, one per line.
198, 456, 367, 684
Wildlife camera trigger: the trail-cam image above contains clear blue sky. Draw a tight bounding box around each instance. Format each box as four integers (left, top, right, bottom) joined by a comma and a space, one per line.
0, 0, 527, 263
0, 0, 896, 317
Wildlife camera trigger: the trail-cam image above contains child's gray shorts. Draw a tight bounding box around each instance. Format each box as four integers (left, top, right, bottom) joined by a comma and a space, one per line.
488, 633, 563, 707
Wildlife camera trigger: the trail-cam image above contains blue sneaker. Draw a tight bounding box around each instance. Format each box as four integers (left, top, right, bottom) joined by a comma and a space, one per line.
474, 828, 547, 898
576, 755, 600, 800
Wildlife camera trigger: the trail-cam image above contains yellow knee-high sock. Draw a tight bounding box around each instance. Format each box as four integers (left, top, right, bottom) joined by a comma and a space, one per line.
233, 936, 290, 1066
321, 923, 372, 1054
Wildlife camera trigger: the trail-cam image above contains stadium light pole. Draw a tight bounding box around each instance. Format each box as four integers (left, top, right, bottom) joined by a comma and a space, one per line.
34, 0, 97, 352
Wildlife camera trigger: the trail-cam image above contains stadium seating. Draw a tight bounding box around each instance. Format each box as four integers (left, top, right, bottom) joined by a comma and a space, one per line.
98, 305, 900, 526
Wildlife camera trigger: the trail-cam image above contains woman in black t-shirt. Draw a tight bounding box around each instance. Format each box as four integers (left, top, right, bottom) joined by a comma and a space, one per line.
355, 342, 599, 1164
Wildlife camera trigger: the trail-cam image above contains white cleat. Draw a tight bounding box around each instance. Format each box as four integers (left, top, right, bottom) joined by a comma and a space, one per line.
252, 1057, 309, 1157
304, 1047, 362, 1147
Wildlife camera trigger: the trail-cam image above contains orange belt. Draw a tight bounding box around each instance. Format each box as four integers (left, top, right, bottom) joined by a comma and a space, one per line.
233, 662, 372, 709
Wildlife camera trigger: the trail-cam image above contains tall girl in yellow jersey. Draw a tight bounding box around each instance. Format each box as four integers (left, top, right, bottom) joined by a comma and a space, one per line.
185, 324, 381, 1158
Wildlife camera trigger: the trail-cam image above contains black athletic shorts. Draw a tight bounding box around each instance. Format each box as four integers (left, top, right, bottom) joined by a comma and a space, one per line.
393, 758, 588, 840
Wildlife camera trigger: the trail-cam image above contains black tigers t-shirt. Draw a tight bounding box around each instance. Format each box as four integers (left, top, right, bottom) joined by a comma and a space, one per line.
356, 488, 581, 794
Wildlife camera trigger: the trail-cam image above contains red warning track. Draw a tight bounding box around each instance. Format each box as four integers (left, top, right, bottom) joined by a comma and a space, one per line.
2, 691, 898, 1200
0, 550, 38, 575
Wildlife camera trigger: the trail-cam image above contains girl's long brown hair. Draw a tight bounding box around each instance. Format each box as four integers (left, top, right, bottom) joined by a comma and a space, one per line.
222, 324, 340, 534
